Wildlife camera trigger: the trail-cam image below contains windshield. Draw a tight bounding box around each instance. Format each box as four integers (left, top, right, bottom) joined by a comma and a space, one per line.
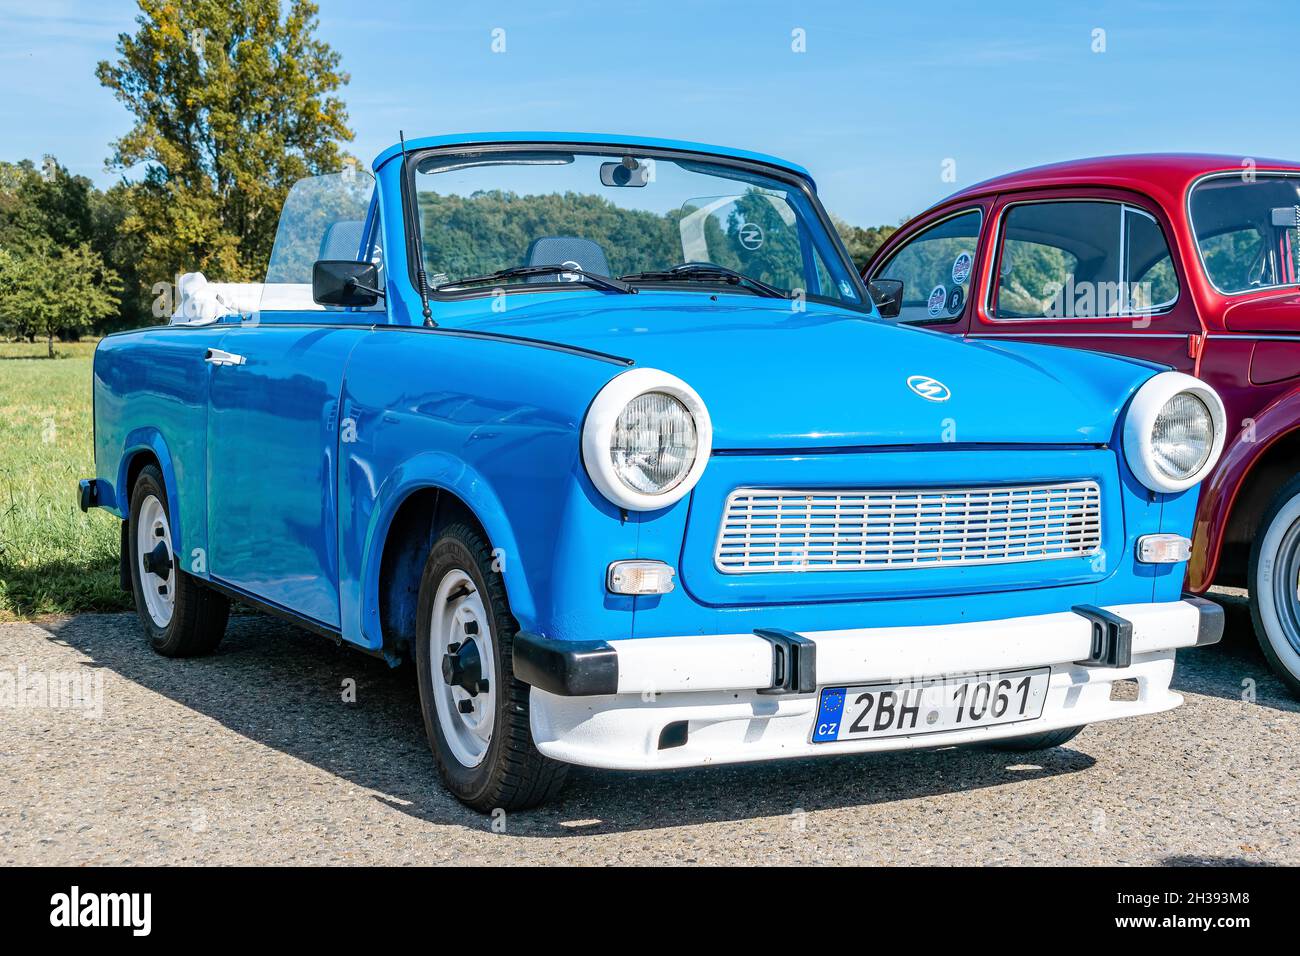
410, 146, 865, 308
1190, 173, 1300, 294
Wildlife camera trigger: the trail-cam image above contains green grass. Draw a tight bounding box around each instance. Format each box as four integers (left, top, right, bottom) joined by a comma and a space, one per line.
0, 339, 131, 618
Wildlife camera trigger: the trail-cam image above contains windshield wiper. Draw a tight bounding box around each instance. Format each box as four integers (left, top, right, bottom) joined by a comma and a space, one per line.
434, 264, 634, 294
620, 263, 788, 299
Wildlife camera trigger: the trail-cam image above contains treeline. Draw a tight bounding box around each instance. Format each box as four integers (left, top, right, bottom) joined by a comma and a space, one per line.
832, 217, 899, 273
417, 187, 863, 294
0, 0, 351, 354
0, 160, 137, 354
0, 0, 902, 354
1, 159, 902, 351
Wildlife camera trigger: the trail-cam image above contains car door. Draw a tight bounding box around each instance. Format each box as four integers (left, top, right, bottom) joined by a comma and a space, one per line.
205, 323, 369, 628
205, 170, 381, 629
965, 189, 1201, 370
1187, 170, 1300, 443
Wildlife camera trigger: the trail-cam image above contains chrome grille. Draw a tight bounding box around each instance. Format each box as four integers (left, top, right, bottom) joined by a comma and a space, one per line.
714, 482, 1102, 574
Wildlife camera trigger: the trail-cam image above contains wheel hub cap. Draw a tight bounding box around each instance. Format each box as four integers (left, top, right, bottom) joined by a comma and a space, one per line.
430, 569, 496, 769
136, 494, 176, 628
142, 541, 173, 578
441, 639, 489, 696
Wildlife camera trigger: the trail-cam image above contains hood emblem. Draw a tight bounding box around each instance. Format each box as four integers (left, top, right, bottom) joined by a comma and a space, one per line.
907, 375, 951, 402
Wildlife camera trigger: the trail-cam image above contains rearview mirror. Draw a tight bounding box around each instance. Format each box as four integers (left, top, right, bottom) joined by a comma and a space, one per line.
600, 158, 651, 187
1271, 205, 1300, 227
312, 260, 382, 307
868, 279, 904, 318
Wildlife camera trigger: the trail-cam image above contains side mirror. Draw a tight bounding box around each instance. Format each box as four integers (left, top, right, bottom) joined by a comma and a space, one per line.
312, 260, 382, 307
868, 278, 904, 318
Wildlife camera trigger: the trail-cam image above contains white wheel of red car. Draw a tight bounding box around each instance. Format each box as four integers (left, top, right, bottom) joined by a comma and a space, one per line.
1249, 475, 1300, 697
429, 568, 496, 768
136, 493, 176, 629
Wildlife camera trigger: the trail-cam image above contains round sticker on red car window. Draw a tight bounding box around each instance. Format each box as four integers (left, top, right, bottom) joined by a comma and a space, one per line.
927, 285, 947, 317
951, 252, 973, 286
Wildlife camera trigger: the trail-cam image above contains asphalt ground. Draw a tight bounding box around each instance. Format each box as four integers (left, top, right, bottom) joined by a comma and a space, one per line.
2, 589, 1296, 865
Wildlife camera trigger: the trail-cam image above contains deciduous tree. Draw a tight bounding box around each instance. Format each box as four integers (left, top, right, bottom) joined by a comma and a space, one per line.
0, 239, 121, 356
96, 0, 354, 288
831, 214, 899, 271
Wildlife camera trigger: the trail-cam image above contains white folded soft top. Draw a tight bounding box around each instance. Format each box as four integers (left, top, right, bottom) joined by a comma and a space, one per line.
170, 273, 324, 324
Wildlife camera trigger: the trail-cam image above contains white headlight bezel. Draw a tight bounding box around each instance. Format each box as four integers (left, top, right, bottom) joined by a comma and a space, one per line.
1123, 371, 1226, 493
582, 368, 712, 511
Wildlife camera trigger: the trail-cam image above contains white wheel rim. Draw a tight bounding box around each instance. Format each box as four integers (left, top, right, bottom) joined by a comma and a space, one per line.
1256, 493, 1300, 675
430, 569, 496, 768
136, 494, 176, 628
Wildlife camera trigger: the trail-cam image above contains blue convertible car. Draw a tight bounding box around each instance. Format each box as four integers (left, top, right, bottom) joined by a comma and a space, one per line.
82, 133, 1227, 810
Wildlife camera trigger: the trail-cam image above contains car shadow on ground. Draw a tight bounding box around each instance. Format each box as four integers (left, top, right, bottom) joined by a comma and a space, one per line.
1172, 593, 1299, 713
39, 612, 1101, 836
1161, 854, 1276, 867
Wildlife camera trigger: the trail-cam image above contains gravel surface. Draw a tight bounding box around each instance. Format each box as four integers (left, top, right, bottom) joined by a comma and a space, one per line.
2, 590, 1296, 866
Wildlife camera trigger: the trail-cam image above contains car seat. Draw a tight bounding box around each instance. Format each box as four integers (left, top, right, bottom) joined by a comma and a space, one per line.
523, 236, 611, 281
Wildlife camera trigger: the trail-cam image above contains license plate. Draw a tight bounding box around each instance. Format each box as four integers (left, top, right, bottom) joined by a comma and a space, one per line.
811, 667, 1051, 743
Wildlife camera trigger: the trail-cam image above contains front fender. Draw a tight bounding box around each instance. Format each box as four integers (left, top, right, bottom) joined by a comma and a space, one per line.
1188, 388, 1300, 591
352, 452, 529, 650
336, 326, 631, 651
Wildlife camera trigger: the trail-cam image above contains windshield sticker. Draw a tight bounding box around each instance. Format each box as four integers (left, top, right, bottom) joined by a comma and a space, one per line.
737, 222, 764, 250
946, 286, 965, 314
927, 285, 947, 317
951, 252, 973, 286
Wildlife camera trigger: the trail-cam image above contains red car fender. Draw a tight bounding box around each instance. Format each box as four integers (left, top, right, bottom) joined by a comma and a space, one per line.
1189, 387, 1300, 592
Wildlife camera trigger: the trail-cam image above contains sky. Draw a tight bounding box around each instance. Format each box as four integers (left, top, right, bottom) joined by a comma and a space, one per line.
2, 0, 1298, 227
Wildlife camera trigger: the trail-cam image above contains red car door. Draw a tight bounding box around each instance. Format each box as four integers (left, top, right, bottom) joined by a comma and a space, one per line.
961, 188, 1202, 370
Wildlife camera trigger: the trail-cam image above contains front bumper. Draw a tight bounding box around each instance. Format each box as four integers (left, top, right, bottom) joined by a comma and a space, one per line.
515, 597, 1222, 770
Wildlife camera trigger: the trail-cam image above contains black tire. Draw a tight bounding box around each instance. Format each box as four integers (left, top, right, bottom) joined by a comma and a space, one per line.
988, 725, 1085, 752
128, 464, 229, 657
1248, 475, 1300, 697
415, 522, 568, 812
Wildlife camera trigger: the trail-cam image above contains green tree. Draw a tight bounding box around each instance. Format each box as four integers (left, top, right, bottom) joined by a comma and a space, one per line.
0, 247, 19, 335
831, 214, 899, 271
413, 187, 903, 298
96, 0, 353, 289
0, 239, 121, 356
0, 239, 60, 349
0, 159, 127, 342
55, 243, 123, 353
90, 182, 149, 330
0, 158, 96, 250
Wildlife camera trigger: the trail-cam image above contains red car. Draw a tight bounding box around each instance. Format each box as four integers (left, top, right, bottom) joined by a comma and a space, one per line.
864, 154, 1300, 694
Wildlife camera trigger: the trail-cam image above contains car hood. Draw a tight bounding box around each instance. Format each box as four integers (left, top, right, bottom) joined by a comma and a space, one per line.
453, 294, 1161, 450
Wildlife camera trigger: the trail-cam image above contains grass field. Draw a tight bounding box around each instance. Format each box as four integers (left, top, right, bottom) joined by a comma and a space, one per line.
0, 339, 130, 619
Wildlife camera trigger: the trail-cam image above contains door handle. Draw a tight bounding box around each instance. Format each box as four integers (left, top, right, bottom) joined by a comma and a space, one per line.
205, 348, 246, 367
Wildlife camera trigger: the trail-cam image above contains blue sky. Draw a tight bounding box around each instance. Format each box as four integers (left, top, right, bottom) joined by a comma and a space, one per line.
2, 0, 1297, 226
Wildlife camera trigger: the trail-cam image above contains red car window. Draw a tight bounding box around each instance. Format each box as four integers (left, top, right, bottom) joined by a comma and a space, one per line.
873, 208, 982, 324
992, 200, 1178, 320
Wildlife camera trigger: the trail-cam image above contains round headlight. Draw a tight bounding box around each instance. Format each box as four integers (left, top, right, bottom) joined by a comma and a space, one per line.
1150, 392, 1213, 480
1123, 372, 1226, 493
582, 369, 713, 511
610, 391, 698, 494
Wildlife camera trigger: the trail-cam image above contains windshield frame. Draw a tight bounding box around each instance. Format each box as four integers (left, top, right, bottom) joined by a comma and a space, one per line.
400, 140, 873, 313
1187, 169, 1300, 298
